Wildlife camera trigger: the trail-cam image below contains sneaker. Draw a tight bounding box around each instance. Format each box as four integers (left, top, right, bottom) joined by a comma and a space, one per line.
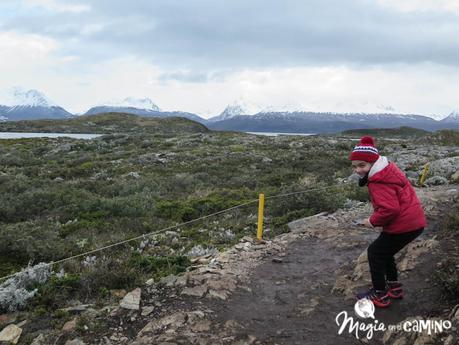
356, 288, 391, 308
386, 281, 403, 299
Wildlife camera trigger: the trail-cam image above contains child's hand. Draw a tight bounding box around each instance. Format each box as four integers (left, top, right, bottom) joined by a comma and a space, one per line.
362, 218, 374, 228
352, 218, 374, 228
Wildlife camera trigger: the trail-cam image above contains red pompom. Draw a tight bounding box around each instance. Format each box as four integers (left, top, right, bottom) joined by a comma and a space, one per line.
360, 136, 375, 146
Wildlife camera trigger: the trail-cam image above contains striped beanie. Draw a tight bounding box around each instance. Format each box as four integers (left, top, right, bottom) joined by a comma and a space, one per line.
349, 136, 379, 163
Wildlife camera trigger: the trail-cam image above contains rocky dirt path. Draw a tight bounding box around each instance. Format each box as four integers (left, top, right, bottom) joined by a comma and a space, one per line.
21, 186, 458, 345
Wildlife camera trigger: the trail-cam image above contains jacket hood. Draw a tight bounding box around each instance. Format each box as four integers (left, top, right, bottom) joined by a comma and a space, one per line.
368, 156, 407, 186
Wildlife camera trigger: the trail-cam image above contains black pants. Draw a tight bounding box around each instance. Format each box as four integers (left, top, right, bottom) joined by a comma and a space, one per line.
367, 228, 424, 290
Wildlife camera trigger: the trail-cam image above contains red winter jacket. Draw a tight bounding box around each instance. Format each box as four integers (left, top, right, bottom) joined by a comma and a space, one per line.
368, 157, 427, 234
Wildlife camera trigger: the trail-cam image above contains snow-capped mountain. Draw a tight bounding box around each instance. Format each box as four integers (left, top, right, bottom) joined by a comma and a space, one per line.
208, 99, 401, 122
101, 97, 161, 112
208, 100, 262, 122
311, 100, 398, 114
84, 97, 206, 124
441, 111, 459, 123
207, 110, 458, 134
85, 97, 161, 116
0, 87, 57, 107
0, 87, 73, 121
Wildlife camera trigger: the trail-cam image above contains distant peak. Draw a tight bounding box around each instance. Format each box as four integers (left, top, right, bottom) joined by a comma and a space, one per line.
0, 86, 57, 107
101, 97, 161, 111
442, 110, 459, 122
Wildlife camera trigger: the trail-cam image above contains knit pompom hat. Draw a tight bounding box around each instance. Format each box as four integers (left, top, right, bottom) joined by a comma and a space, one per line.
349, 136, 380, 163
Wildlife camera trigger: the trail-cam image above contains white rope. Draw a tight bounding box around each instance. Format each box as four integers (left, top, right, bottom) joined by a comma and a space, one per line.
0, 183, 347, 282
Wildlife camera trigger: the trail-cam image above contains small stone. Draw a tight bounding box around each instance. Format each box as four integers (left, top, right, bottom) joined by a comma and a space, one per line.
272, 257, 283, 263
141, 306, 155, 317
137, 312, 186, 336
190, 320, 212, 332
120, 288, 141, 310
30, 334, 46, 345
181, 285, 208, 298
186, 310, 205, 324
444, 335, 455, 345
207, 289, 229, 300
63, 304, 92, 313
62, 318, 77, 333
0, 324, 22, 344
109, 308, 120, 317
65, 339, 85, 345
145, 278, 155, 286
159, 275, 177, 287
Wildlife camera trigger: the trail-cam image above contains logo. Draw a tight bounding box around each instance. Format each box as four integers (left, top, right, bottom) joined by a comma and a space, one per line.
335, 299, 452, 340
354, 298, 375, 319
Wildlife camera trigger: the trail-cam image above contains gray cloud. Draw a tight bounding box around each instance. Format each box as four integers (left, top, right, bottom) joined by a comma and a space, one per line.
3, 0, 459, 70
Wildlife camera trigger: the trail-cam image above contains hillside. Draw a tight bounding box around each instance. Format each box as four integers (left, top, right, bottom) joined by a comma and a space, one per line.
340, 126, 430, 138
0, 113, 209, 135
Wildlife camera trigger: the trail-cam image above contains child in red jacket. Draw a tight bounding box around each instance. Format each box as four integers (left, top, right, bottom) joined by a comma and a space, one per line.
350, 136, 426, 307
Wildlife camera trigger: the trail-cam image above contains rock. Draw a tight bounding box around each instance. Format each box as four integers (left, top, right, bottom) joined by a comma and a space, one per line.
405, 171, 419, 179
0, 314, 16, 327
141, 306, 155, 317
224, 319, 242, 330
262, 157, 272, 163
137, 312, 187, 337
186, 310, 205, 324
190, 320, 212, 332
62, 318, 77, 333
429, 156, 459, 178
145, 278, 156, 286
63, 304, 93, 313
181, 285, 208, 298
298, 297, 320, 316
392, 337, 408, 345
399, 239, 438, 272
425, 176, 448, 186
159, 275, 177, 287
64, 339, 85, 345
127, 171, 140, 179
187, 245, 218, 257
413, 332, 438, 345
0, 324, 22, 344
207, 289, 229, 300
30, 334, 46, 345
120, 288, 141, 310
444, 335, 455, 345
451, 170, 459, 183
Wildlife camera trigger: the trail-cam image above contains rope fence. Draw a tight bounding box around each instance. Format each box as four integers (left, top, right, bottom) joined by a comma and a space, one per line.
0, 184, 342, 282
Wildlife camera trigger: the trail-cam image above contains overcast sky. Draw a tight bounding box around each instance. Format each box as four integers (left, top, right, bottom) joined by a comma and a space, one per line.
1, 0, 459, 118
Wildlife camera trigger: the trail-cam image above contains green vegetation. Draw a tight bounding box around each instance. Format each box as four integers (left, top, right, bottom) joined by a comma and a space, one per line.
0, 112, 209, 134
340, 126, 430, 138
418, 129, 459, 146
435, 199, 459, 302
0, 114, 372, 312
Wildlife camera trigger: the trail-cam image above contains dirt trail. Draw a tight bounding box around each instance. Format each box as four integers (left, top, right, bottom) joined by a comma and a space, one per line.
204, 186, 457, 345
60, 185, 458, 345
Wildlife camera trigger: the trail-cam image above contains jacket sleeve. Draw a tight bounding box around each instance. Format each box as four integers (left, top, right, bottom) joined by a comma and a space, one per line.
368, 183, 401, 227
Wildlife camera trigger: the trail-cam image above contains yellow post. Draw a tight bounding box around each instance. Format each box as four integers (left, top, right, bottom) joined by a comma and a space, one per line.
257, 193, 265, 240
419, 162, 430, 187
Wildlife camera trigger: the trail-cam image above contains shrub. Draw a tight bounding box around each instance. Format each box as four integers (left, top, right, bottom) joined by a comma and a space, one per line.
0, 263, 51, 312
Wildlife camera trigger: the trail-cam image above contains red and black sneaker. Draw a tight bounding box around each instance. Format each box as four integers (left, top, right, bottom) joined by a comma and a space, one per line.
356, 288, 391, 308
386, 281, 403, 299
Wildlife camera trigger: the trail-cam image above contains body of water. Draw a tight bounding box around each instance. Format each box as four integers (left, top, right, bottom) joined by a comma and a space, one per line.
245, 131, 316, 137
0, 132, 103, 140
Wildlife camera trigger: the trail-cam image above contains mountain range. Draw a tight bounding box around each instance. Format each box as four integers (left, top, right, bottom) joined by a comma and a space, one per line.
1, 87, 458, 133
